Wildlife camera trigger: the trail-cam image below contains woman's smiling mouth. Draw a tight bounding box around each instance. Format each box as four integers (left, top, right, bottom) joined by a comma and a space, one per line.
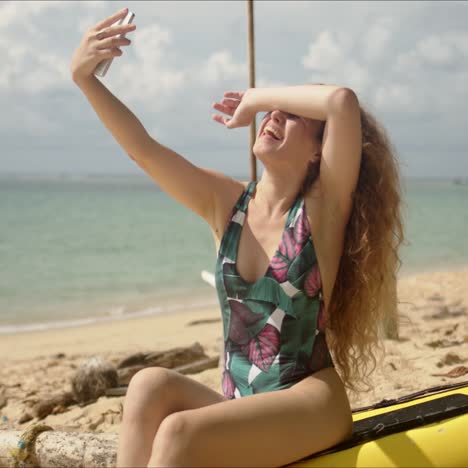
262, 126, 283, 141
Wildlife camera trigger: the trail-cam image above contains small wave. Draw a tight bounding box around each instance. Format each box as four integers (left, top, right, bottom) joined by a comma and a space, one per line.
0, 296, 219, 336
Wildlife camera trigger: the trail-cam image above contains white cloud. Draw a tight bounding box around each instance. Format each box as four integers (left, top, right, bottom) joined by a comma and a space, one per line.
374, 83, 410, 108
98, 23, 184, 107
447, 31, 468, 57
0, 0, 94, 31
302, 30, 345, 71
340, 61, 371, 95
132, 23, 171, 63
392, 49, 422, 77
362, 17, 395, 62
301, 28, 370, 95
393, 31, 467, 76
21, 106, 61, 134
22, 51, 70, 93
0, 99, 60, 136
0, 1, 58, 28
0, 41, 70, 93
256, 78, 288, 88
0, 1, 108, 93
372, 82, 439, 116
195, 50, 247, 84
417, 35, 457, 66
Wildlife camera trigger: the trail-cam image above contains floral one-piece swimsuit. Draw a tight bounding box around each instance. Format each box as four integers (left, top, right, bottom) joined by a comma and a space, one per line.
215, 181, 335, 399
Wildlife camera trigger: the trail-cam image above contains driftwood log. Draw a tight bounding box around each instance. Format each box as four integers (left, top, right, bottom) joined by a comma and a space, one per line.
173, 356, 219, 375
105, 356, 220, 397
71, 356, 119, 404
0, 387, 7, 410
11, 343, 219, 423
0, 426, 117, 468
116, 342, 210, 385
32, 391, 77, 419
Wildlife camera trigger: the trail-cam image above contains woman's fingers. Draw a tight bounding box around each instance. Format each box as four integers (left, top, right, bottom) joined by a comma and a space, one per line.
212, 114, 240, 129
224, 91, 244, 100
212, 114, 230, 125
212, 94, 242, 115
95, 35, 131, 50
94, 23, 135, 42
221, 98, 238, 108
94, 8, 128, 31
212, 102, 235, 116
212, 91, 245, 127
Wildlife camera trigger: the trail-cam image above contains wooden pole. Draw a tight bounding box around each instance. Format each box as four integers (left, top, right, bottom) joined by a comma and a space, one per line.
247, 0, 257, 182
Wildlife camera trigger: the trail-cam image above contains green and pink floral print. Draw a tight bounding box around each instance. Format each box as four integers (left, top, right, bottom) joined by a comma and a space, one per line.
215, 181, 334, 399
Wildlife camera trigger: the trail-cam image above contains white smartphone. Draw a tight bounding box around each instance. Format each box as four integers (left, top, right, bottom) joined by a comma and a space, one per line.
94, 10, 135, 77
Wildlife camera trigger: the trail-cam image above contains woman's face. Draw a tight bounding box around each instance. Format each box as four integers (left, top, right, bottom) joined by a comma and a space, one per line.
253, 110, 321, 169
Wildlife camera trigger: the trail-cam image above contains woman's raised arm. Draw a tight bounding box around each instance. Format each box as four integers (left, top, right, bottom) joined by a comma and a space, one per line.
70, 8, 232, 225
73, 75, 232, 223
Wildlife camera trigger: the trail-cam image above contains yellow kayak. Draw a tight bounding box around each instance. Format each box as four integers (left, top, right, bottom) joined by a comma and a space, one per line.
288, 381, 468, 468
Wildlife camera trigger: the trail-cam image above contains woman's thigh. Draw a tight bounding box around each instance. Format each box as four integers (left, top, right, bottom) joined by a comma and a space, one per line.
126, 366, 227, 414
150, 367, 353, 467
165, 368, 228, 411
117, 368, 227, 468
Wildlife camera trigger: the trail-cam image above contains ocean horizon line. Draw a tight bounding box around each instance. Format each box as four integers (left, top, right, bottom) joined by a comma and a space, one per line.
1, 172, 468, 183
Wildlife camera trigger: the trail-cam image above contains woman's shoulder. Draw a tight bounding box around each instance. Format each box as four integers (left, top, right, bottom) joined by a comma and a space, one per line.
202, 170, 248, 200
221, 179, 250, 211
206, 176, 248, 238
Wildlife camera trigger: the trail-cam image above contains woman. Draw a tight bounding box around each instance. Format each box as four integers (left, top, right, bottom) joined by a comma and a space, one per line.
70, 8, 404, 468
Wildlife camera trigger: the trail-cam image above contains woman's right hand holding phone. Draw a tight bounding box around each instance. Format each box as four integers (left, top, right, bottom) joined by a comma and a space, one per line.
70, 7, 136, 83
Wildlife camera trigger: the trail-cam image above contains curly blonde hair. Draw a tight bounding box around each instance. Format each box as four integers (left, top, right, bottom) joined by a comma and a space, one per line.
302, 95, 405, 396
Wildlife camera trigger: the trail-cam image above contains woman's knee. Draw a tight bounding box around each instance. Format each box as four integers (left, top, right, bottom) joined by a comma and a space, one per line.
150, 412, 194, 465
157, 412, 190, 440
128, 366, 173, 390
123, 366, 174, 417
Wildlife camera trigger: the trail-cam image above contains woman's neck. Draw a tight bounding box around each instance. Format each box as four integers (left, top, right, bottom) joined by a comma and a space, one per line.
252, 170, 304, 218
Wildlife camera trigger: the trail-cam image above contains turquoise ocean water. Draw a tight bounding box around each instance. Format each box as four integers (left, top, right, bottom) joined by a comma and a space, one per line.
1, 175, 467, 335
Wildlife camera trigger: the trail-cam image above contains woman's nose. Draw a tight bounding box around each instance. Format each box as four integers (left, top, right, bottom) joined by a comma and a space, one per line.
270, 109, 285, 122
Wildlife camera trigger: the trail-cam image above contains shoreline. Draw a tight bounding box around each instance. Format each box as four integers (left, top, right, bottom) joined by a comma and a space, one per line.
0, 303, 223, 363
0, 286, 219, 337
1, 264, 466, 359
397, 261, 468, 279
2, 262, 468, 338
0, 293, 219, 337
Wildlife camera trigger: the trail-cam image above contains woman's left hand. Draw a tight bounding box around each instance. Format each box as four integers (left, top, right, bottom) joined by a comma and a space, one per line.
211, 90, 257, 129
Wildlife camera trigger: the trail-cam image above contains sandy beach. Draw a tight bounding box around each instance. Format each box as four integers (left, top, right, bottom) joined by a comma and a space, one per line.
0, 268, 467, 435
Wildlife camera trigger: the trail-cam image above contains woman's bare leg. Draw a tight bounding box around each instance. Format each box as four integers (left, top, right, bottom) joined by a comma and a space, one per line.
147, 367, 353, 467
116, 366, 226, 468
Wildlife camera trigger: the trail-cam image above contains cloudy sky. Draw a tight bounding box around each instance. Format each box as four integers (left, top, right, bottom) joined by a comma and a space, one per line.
1, 0, 467, 179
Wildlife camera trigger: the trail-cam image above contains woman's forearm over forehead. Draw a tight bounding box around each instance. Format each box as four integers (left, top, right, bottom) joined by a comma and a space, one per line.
245, 84, 357, 121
